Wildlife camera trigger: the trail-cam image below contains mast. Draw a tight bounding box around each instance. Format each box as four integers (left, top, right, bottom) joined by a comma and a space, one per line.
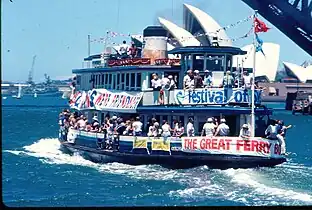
88, 34, 91, 56
251, 10, 257, 137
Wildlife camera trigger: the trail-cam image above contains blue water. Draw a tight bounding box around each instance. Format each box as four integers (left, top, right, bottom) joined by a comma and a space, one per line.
2, 96, 312, 206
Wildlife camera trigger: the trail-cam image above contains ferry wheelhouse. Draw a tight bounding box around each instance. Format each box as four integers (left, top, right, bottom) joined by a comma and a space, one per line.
59, 26, 286, 169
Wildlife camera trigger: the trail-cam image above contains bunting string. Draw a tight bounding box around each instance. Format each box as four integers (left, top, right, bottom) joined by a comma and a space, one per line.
89, 15, 253, 44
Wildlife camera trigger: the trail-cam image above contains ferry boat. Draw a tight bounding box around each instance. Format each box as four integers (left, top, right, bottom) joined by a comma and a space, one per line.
58, 25, 286, 169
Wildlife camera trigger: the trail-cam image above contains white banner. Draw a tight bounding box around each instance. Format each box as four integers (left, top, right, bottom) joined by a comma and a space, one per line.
174, 88, 262, 105
69, 89, 143, 113
181, 137, 282, 158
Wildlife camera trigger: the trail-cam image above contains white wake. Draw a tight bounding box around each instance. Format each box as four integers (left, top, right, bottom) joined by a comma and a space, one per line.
5, 138, 312, 206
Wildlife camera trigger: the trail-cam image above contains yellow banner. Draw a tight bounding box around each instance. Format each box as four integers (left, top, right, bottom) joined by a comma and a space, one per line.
133, 137, 148, 149
151, 138, 170, 151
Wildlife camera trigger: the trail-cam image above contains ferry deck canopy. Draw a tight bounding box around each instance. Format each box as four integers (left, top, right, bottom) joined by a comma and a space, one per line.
168, 46, 247, 55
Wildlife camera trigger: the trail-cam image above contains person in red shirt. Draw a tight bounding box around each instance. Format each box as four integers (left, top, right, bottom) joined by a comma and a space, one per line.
128, 42, 138, 58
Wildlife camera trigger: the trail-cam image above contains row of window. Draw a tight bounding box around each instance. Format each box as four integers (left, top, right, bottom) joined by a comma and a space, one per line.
90, 72, 142, 91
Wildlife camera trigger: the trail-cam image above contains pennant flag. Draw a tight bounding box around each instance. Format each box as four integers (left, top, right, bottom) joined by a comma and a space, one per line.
254, 17, 270, 33
255, 34, 265, 56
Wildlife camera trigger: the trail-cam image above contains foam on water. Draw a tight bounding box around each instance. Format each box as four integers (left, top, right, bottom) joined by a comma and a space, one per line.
5, 138, 312, 206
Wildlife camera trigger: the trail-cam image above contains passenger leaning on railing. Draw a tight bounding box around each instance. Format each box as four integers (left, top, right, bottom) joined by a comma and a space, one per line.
201, 118, 216, 137
214, 118, 230, 136
132, 116, 143, 136
161, 120, 172, 138
173, 121, 184, 138
239, 124, 251, 138
186, 118, 195, 137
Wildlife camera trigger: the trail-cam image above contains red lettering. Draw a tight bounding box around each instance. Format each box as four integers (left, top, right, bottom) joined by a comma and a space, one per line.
192, 139, 197, 149
205, 138, 211, 149
218, 139, 226, 150
274, 143, 281, 155
184, 138, 190, 149
211, 139, 218, 149
200, 139, 206, 150
251, 140, 259, 152
236, 140, 245, 151
258, 141, 266, 153
225, 139, 232, 150
266, 143, 272, 154
243, 140, 251, 151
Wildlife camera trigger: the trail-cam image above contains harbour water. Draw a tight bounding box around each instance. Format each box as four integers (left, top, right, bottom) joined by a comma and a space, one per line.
2, 96, 312, 206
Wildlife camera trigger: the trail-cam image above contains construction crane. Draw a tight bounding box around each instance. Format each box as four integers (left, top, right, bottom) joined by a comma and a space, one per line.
27, 55, 37, 86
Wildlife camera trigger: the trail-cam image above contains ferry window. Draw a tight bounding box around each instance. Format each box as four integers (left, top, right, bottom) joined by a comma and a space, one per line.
125, 73, 130, 90
77, 75, 81, 85
121, 73, 125, 90
155, 115, 160, 123
163, 115, 168, 122
101, 74, 104, 86
108, 74, 112, 89
136, 73, 141, 88
105, 73, 108, 86
130, 73, 135, 88
117, 73, 120, 90
113, 74, 116, 89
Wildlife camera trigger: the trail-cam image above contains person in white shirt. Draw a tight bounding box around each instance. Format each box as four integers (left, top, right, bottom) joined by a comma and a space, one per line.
151, 73, 162, 105
215, 118, 230, 136
201, 118, 216, 137
186, 118, 195, 137
77, 116, 87, 130
119, 40, 129, 58
132, 116, 143, 136
183, 70, 194, 90
153, 122, 162, 137
203, 70, 212, 87
242, 70, 252, 105
161, 121, 171, 138
174, 121, 184, 138
168, 75, 176, 90
239, 124, 251, 138
265, 119, 278, 139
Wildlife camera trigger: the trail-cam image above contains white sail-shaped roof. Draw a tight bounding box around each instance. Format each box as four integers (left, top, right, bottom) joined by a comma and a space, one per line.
158, 17, 200, 47
283, 62, 312, 83
183, 3, 232, 47
232, 43, 280, 82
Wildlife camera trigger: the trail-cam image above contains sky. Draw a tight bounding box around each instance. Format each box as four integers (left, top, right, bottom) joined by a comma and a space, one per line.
2, 0, 311, 83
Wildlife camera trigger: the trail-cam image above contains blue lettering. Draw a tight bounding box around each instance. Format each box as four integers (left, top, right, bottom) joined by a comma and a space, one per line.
191, 91, 200, 103
234, 91, 242, 103
200, 90, 205, 103
215, 91, 224, 104
208, 91, 215, 103
243, 90, 249, 102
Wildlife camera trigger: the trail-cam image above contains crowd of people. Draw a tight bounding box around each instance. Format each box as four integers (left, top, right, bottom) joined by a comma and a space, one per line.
150, 69, 264, 105
59, 109, 290, 154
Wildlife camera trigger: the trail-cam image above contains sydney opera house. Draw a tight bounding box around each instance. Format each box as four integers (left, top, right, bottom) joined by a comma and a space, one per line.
131, 3, 311, 84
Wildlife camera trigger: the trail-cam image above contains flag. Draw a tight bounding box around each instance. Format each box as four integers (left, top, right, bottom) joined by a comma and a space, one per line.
255, 34, 265, 56
254, 17, 270, 33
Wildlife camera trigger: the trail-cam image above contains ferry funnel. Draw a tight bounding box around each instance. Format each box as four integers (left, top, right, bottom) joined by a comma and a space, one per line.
142, 26, 167, 64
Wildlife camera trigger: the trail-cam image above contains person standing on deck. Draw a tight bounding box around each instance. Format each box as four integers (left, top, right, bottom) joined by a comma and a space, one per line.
151, 73, 162, 105
222, 71, 234, 103
161, 121, 172, 138
194, 70, 203, 88
119, 40, 129, 59
203, 70, 212, 88
242, 70, 252, 105
201, 118, 216, 137
276, 120, 292, 155
265, 119, 278, 140
186, 118, 195, 137
183, 70, 194, 90
214, 118, 230, 136
239, 124, 251, 138
132, 116, 143, 136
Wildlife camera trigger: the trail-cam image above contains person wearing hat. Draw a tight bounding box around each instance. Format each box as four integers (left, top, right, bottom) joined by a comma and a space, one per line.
186, 117, 195, 137
201, 117, 216, 137
168, 75, 176, 90
194, 70, 203, 88
203, 70, 212, 88
183, 70, 194, 90
239, 124, 251, 138
214, 118, 230, 136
